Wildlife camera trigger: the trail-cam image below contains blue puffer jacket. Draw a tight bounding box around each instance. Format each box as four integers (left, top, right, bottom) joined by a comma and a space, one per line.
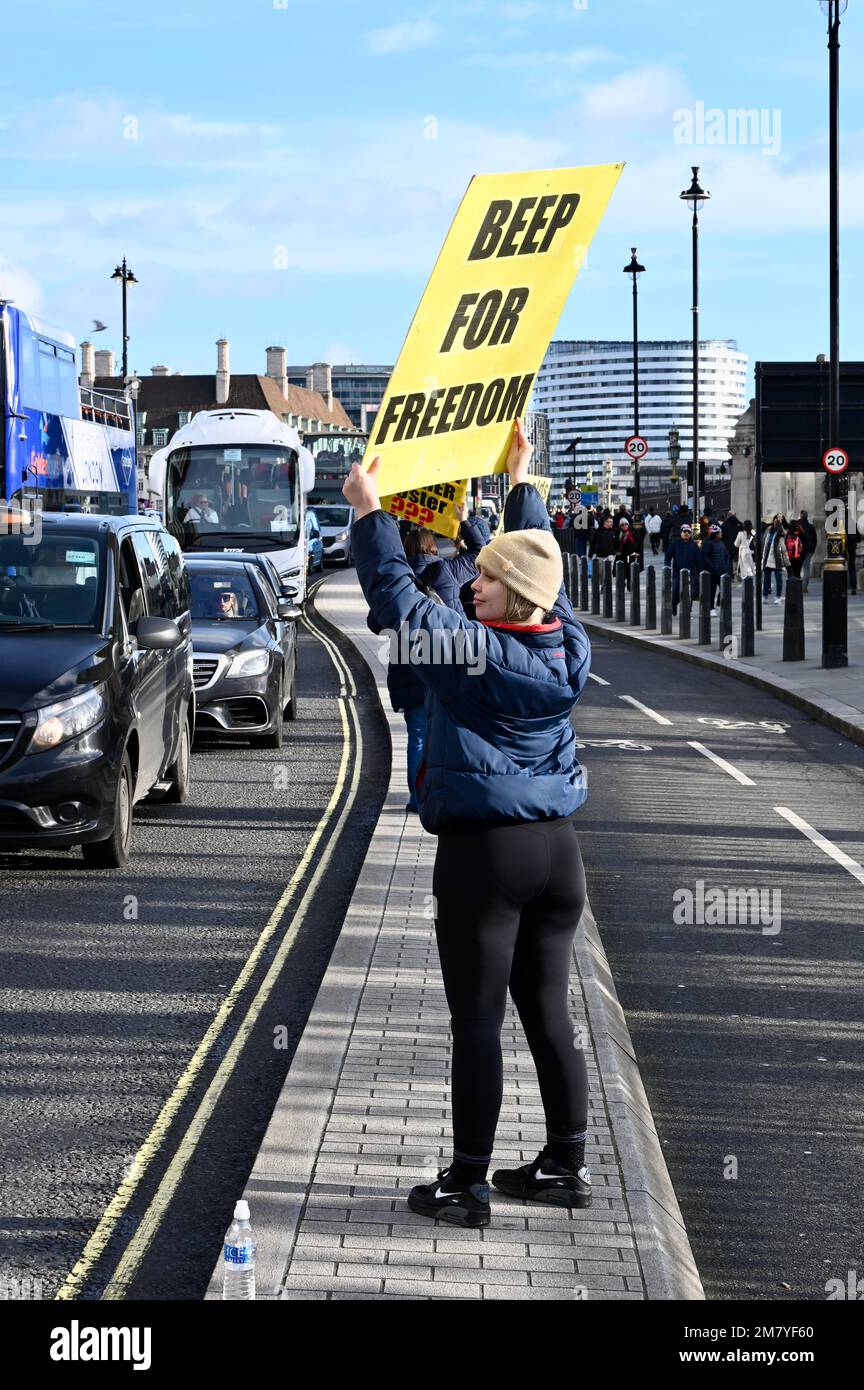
354, 484, 591, 832
407, 517, 487, 616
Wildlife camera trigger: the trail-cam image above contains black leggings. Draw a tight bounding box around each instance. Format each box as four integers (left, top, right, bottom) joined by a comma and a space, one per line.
432, 815, 589, 1157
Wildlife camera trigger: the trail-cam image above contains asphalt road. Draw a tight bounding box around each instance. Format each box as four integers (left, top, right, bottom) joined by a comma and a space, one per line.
0, 575, 389, 1301
573, 631, 864, 1302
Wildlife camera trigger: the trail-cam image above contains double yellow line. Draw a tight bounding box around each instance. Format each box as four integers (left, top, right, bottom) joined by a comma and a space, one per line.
56, 587, 362, 1300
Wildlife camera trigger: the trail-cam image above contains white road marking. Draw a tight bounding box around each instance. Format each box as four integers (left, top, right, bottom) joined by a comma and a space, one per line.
619, 695, 673, 726
588, 672, 610, 686
774, 807, 864, 888
688, 741, 756, 786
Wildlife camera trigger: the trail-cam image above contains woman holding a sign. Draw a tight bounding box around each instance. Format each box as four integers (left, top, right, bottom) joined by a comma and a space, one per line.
345, 418, 592, 1229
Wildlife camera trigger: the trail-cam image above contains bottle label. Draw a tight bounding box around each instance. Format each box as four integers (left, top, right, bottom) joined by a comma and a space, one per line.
224, 1243, 256, 1265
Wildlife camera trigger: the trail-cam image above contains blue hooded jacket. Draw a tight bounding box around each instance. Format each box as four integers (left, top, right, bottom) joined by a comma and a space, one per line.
406, 516, 487, 615
353, 483, 591, 832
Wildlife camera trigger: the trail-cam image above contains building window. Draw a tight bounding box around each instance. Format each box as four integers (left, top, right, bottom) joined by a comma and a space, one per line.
177, 411, 191, 427
152, 429, 169, 447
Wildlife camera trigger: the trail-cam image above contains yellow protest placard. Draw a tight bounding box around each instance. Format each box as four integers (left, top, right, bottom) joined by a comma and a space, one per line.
364, 164, 623, 496
380, 478, 469, 540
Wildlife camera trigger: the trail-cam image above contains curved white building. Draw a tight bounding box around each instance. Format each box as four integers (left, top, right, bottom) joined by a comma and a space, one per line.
532, 339, 749, 503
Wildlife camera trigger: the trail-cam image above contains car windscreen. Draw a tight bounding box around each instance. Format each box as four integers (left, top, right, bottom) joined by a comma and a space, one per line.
0, 532, 103, 627
188, 567, 262, 621
312, 507, 351, 528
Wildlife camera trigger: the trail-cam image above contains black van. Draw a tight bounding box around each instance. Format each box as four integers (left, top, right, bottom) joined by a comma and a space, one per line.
0, 513, 195, 868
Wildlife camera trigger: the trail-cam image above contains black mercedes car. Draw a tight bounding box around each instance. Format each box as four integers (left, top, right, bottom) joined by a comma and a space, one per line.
0, 513, 194, 867
186, 557, 300, 749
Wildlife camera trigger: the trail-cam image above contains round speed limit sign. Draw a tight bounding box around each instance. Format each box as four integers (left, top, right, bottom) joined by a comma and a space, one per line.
822, 446, 849, 475
625, 435, 648, 461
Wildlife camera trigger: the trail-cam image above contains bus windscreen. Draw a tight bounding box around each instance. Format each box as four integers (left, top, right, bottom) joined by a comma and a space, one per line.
167, 445, 300, 548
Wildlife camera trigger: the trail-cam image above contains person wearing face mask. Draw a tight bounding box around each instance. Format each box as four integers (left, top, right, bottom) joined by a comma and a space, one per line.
344, 418, 592, 1229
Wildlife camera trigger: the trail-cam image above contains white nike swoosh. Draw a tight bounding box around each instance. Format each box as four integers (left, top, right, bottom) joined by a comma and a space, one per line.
535, 1167, 589, 1182
434, 1186, 465, 1198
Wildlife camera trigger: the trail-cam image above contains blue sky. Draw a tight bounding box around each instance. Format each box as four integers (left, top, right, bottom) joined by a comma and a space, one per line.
1, 0, 862, 395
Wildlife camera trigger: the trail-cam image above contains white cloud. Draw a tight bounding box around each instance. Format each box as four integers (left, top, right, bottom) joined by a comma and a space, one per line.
0, 258, 43, 310
366, 19, 442, 55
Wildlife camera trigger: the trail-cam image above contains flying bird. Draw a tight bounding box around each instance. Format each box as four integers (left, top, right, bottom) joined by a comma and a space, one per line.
91, 319, 108, 333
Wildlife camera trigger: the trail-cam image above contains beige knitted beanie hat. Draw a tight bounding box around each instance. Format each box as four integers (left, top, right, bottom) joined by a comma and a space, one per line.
476, 529, 563, 611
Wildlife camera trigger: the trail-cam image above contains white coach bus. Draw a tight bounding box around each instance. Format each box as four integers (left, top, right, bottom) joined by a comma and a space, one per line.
147, 408, 315, 600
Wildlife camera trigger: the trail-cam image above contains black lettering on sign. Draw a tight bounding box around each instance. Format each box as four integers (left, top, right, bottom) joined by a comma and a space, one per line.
440, 286, 530, 353
440, 483, 456, 501
519, 194, 557, 254
467, 200, 511, 261
538, 193, 580, 252
374, 373, 535, 445
467, 192, 581, 260
394, 392, 426, 442
498, 197, 537, 257
435, 384, 463, 433
416, 388, 445, 438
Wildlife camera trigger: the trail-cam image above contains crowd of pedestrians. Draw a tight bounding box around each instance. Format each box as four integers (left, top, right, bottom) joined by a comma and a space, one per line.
547, 501, 848, 608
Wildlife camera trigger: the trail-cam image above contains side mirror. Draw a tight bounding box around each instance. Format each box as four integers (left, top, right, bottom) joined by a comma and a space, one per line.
133, 615, 183, 649
277, 598, 303, 621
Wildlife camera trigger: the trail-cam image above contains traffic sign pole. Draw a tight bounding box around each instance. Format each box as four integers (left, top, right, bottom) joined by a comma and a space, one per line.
822, 446, 849, 668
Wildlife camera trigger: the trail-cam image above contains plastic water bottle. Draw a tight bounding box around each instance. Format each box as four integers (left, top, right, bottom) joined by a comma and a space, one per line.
222, 1199, 256, 1299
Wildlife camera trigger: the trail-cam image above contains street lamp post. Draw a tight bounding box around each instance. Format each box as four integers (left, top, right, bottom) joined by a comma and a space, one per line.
680, 168, 710, 524
110, 258, 138, 381
623, 248, 646, 512
668, 426, 682, 506
820, 0, 849, 668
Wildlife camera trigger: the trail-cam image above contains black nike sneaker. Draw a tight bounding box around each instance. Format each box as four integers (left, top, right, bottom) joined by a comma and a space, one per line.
406, 1166, 491, 1226
491, 1149, 592, 1207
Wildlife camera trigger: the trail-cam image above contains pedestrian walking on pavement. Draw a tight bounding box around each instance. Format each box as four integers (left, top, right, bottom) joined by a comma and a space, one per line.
666, 521, 701, 616
785, 521, 805, 578
645, 506, 662, 556
735, 520, 756, 580
798, 510, 818, 593
700, 521, 732, 612
762, 515, 789, 602
345, 417, 593, 1228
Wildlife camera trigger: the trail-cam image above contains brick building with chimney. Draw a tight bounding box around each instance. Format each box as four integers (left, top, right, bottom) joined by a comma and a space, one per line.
79, 339, 357, 501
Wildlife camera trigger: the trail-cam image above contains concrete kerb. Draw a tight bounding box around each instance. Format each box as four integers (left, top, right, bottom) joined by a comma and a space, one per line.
578, 613, 864, 749
206, 570, 703, 1301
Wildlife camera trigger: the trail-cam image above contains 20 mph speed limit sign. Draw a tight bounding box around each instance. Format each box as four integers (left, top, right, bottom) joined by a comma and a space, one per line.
822, 447, 850, 475
625, 435, 648, 460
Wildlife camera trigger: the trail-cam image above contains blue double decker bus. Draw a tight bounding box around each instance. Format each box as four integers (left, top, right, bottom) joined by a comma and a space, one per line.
0, 302, 137, 517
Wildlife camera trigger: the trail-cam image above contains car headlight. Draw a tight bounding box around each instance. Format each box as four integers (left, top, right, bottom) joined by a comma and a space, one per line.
335, 531, 349, 542
284, 567, 302, 578
28, 686, 106, 753
226, 648, 271, 678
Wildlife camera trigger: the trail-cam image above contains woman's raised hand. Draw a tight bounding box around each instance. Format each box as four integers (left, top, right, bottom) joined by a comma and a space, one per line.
343, 455, 382, 519
505, 416, 533, 485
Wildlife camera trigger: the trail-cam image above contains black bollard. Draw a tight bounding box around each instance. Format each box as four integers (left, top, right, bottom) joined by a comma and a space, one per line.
741, 575, 755, 657
579, 555, 590, 611
645, 565, 657, 630
563, 553, 575, 604
591, 555, 601, 615
603, 557, 614, 618
660, 565, 673, 635
629, 558, 641, 625
615, 560, 626, 621
678, 569, 692, 639
718, 573, 732, 650
783, 575, 805, 661
698, 570, 712, 645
